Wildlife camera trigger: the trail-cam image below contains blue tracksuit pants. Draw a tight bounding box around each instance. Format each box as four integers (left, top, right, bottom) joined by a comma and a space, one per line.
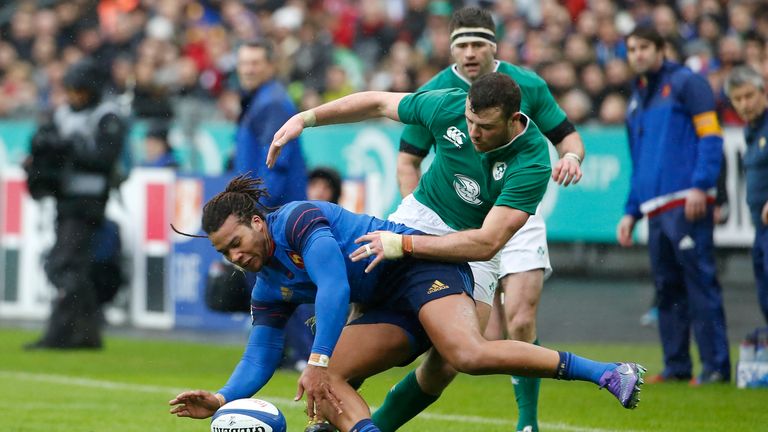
753, 224, 768, 324
647, 206, 731, 379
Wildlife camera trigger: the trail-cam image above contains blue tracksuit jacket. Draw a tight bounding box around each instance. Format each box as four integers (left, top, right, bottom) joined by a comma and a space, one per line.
625, 61, 723, 219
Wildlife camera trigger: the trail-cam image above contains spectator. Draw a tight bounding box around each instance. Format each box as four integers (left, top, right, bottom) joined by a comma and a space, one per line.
289, 20, 333, 93
604, 58, 632, 96
727, 2, 753, 37
743, 31, 765, 73
617, 26, 731, 385
232, 39, 307, 208
652, 4, 684, 58
307, 166, 343, 204
559, 88, 593, 124
696, 13, 725, 53
581, 62, 609, 108
595, 17, 626, 66
321, 64, 355, 103
131, 58, 173, 119
725, 65, 768, 324
598, 92, 627, 125
140, 121, 178, 168
563, 33, 595, 70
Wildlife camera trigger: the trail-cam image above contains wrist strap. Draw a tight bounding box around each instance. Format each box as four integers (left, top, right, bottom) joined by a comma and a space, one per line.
380, 231, 404, 258
563, 152, 582, 165
300, 110, 317, 128
214, 393, 226, 407
308, 353, 330, 367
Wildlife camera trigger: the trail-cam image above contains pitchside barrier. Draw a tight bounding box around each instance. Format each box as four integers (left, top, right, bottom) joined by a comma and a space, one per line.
0, 121, 755, 330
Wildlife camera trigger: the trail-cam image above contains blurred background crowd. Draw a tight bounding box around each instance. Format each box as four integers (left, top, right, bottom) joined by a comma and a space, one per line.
1, 0, 767, 130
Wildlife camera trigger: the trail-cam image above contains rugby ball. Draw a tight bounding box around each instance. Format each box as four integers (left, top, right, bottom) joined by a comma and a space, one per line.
211, 398, 286, 432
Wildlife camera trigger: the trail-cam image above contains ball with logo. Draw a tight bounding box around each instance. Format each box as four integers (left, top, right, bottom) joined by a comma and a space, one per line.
210, 398, 286, 432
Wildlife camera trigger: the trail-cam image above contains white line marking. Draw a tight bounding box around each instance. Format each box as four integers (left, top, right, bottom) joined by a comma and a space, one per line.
1, 370, 640, 432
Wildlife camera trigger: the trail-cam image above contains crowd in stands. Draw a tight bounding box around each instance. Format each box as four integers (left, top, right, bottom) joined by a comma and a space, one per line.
1, 0, 767, 129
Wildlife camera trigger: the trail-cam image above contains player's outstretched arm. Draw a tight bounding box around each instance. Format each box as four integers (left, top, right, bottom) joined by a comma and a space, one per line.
351, 206, 529, 272
169, 390, 222, 419
266, 91, 408, 168
551, 131, 585, 187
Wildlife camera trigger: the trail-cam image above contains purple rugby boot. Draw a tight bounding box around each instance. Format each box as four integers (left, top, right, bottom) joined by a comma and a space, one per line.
598, 363, 646, 409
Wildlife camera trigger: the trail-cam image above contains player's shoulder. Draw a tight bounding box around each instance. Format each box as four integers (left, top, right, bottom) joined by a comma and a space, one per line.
406, 87, 466, 116
275, 201, 329, 225
666, 62, 700, 86
498, 61, 547, 88
418, 66, 465, 91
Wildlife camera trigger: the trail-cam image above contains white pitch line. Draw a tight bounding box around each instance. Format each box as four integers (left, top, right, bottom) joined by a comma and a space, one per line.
1, 370, 642, 432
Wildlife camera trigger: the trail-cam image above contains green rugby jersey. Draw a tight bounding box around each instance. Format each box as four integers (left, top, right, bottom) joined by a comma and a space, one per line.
397, 88, 551, 230
400, 61, 566, 151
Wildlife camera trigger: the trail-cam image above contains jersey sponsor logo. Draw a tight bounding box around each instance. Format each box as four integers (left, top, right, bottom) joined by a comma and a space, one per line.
492, 162, 507, 180
427, 280, 449, 294
453, 174, 483, 205
443, 126, 466, 148
286, 250, 305, 269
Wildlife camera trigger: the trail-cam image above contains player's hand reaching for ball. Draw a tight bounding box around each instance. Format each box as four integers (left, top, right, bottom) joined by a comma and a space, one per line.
295, 365, 342, 420
169, 390, 222, 419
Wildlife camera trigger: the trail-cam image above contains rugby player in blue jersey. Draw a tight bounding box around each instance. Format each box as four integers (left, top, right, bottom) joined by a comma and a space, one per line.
170, 175, 645, 432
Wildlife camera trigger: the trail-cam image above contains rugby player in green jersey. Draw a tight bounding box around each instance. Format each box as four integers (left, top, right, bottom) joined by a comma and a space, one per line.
268, 73, 643, 432
378, 8, 585, 432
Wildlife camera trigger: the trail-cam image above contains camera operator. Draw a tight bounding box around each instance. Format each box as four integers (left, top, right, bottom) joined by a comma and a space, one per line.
24, 58, 127, 350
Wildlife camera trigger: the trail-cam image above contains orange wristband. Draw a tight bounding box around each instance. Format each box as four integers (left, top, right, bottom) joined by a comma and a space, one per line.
402, 235, 414, 256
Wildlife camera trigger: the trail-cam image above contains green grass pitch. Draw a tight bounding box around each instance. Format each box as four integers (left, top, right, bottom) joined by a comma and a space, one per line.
1, 328, 764, 432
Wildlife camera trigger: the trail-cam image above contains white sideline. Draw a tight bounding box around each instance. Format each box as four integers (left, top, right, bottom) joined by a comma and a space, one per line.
1, 370, 640, 432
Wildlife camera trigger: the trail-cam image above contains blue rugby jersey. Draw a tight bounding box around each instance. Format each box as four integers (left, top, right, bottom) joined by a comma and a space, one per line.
218, 201, 417, 401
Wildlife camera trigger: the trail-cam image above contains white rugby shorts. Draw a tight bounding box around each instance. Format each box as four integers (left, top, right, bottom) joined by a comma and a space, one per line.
388, 195, 552, 305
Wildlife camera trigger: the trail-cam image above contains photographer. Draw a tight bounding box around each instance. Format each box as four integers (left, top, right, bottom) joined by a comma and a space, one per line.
24, 58, 127, 350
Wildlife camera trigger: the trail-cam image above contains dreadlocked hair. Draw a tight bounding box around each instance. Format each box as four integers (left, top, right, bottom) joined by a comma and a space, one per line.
201, 174, 272, 234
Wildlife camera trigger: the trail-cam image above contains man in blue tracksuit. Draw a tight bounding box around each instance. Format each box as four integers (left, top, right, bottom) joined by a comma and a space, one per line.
617, 26, 730, 384
233, 40, 307, 207
725, 66, 768, 324
233, 39, 311, 370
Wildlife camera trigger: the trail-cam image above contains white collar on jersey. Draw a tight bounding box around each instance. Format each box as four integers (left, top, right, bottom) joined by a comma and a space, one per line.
451, 60, 502, 86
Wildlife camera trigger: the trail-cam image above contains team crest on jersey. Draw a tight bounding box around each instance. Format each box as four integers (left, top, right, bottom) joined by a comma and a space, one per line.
286, 250, 305, 269
760, 136, 766, 150
492, 162, 506, 180
453, 174, 482, 205
443, 126, 466, 148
